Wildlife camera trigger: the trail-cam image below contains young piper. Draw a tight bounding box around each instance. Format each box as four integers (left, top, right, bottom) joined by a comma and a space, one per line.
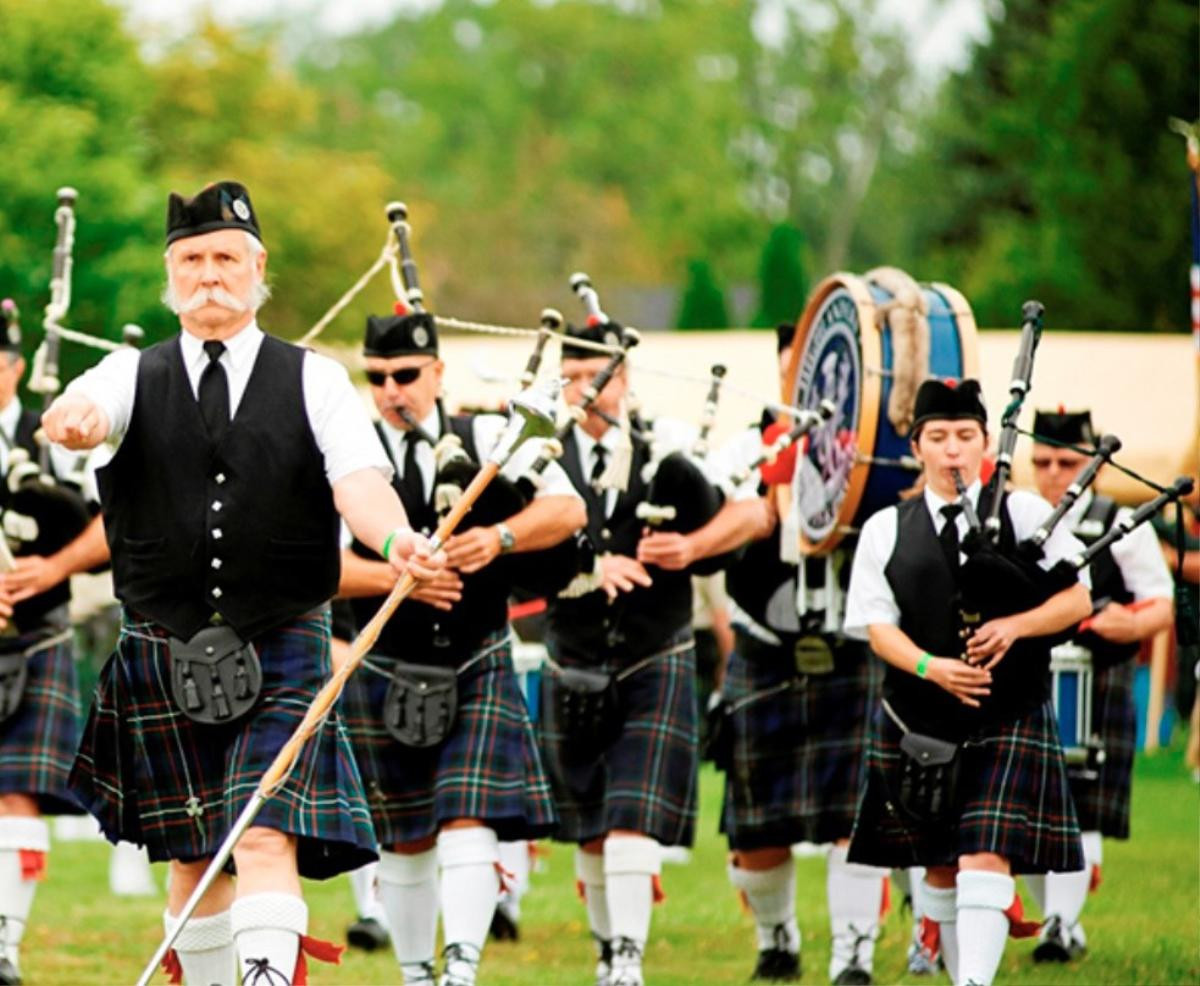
337, 311, 580, 986
843, 378, 1092, 986
43, 181, 444, 986
1024, 409, 1172, 963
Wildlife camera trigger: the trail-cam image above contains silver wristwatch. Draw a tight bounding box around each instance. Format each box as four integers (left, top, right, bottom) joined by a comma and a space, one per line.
496, 522, 516, 554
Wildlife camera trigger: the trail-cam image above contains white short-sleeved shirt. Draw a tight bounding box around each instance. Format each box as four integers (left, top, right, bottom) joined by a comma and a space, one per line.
1068, 491, 1173, 601
843, 480, 1091, 640
707, 426, 767, 503
61, 322, 391, 487
0, 398, 110, 503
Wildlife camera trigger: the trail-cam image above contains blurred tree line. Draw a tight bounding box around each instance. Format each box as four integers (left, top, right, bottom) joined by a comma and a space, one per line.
0, 0, 1195, 372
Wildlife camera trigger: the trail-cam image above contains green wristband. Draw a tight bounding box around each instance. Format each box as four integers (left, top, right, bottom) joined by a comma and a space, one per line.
381, 528, 402, 561
916, 653, 932, 678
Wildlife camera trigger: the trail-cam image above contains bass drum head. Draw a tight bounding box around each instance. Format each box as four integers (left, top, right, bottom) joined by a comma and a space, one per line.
781, 273, 978, 555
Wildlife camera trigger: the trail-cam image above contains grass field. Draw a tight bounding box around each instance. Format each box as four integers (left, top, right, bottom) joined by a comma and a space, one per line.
20, 749, 1200, 985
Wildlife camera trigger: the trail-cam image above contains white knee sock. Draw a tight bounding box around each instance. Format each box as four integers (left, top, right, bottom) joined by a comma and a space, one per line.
604, 834, 661, 981
922, 881, 958, 983
111, 840, 157, 897
0, 817, 49, 974
231, 892, 306, 986
437, 827, 500, 986
576, 848, 611, 939
1041, 830, 1100, 936
1024, 873, 1046, 914
164, 909, 235, 986
377, 849, 439, 984
827, 844, 886, 978
956, 871, 1014, 986
349, 861, 388, 924
497, 841, 531, 920
726, 859, 800, 954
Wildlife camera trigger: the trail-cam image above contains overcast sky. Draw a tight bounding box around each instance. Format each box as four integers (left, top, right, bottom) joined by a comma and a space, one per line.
115, 0, 990, 78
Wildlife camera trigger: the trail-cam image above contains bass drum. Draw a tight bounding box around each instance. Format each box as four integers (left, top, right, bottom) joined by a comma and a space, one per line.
781, 268, 979, 555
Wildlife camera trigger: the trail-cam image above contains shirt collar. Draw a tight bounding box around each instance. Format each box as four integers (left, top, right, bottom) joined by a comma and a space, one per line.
180, 320, 262, 373
379, 406, 441, 454
573, 421, 619, 459
923, 478, 981, 521
0, 397, 21, 441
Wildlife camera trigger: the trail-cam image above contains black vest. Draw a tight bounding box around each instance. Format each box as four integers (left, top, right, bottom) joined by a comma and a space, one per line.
548, 428, 692, 661
1073, 495, 1137, 669
97, 334, 340, 640
348, 412, 510, 662
883, 491, 1051, 738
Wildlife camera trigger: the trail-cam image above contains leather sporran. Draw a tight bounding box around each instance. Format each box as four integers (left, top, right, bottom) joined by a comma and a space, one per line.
0, 650, 29, 724
547, 667, 620, 761
168, 625, 262, 726
895, 731, 962, 826
383, 663, 458, 749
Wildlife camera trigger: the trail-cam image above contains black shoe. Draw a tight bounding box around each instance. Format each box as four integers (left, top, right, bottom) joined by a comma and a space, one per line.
0, 957, 20, 986
751, 948, 800, 982
1032, 915, 1073, 963
489, 903, 520, 942
833, 964, 872, 985
346, 916, 390, 952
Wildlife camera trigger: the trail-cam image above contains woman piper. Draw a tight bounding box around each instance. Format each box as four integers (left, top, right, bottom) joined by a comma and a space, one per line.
842, 378, 1092, 986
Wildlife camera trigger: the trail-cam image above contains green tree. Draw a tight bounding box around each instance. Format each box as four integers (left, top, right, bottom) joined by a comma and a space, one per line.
676, 258, 730, 330
753, 223, 809, 327
874, 0, 1199, 330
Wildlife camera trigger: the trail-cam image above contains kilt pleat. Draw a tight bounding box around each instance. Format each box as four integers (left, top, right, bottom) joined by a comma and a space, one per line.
1069, 660, 1136, 838
720, 632, 879, 850
69, 610, 377, 880
0, 634, 84, 815
339, 630, 557, 846
539, 632, 699, 847
848, 700, 1084, 875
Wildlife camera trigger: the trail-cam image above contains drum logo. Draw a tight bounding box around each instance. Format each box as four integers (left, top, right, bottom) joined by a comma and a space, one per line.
791, 289, 860, 543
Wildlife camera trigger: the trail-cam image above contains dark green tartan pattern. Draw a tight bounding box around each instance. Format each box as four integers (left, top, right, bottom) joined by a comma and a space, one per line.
539, 631, 699, 846
69, 609, 377, 880
1068, 659, 1136, 838
848, 700, 1084, 875
719, 631, 880, 850
0, 634, 85, 815
339, 629, 557, 846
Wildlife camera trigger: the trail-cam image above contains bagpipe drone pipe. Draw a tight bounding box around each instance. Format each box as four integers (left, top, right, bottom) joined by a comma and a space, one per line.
383, 203, 584, 597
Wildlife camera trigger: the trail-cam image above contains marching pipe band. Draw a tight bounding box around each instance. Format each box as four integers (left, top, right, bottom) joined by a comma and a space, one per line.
2, 177, 1191, 986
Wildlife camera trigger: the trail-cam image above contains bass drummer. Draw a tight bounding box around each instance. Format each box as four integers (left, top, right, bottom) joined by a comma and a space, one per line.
643, 322, 888, 985
842, 378, 1091, 986
1022, 409, 1172, 965
0, 305, 106, 986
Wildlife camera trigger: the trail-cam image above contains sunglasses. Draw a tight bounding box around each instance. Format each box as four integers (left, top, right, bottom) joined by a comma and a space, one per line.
365, 361, 434, 387
1032, 456, 1088, 471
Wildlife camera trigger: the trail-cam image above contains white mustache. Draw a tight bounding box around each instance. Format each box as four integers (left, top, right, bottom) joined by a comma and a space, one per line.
173, 286, 249, 314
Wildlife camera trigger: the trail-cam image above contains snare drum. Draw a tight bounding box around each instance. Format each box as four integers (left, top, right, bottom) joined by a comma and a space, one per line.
781, 270, 979, 554
1050, 641, 1099, 767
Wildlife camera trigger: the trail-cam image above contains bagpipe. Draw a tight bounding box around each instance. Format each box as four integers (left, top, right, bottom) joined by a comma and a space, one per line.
383, 204, 583, 596
2, 189, 141, 630
946, 300, 1195, 726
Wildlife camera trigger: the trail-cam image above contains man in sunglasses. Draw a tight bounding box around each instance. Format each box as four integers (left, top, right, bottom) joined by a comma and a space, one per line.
43, 181, 445, 986
1024, 409, 1172, 966
337, 309, 584, 986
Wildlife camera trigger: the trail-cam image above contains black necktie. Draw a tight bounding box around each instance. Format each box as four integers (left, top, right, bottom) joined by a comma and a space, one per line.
198, 340, 229, 440
401, 435, 426, 506
939, 503, 963, 571
587, 444, 609, 527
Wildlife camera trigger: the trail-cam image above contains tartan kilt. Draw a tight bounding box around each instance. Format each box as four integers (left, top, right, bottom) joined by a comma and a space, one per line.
339, 629, 557, 846
720, 632, 879, 850
847, 700, 1084, 875
1069, 660, 1136, 838
0, 632, 85, 815
539, 631, 699, 847
69, 609, 377, 880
